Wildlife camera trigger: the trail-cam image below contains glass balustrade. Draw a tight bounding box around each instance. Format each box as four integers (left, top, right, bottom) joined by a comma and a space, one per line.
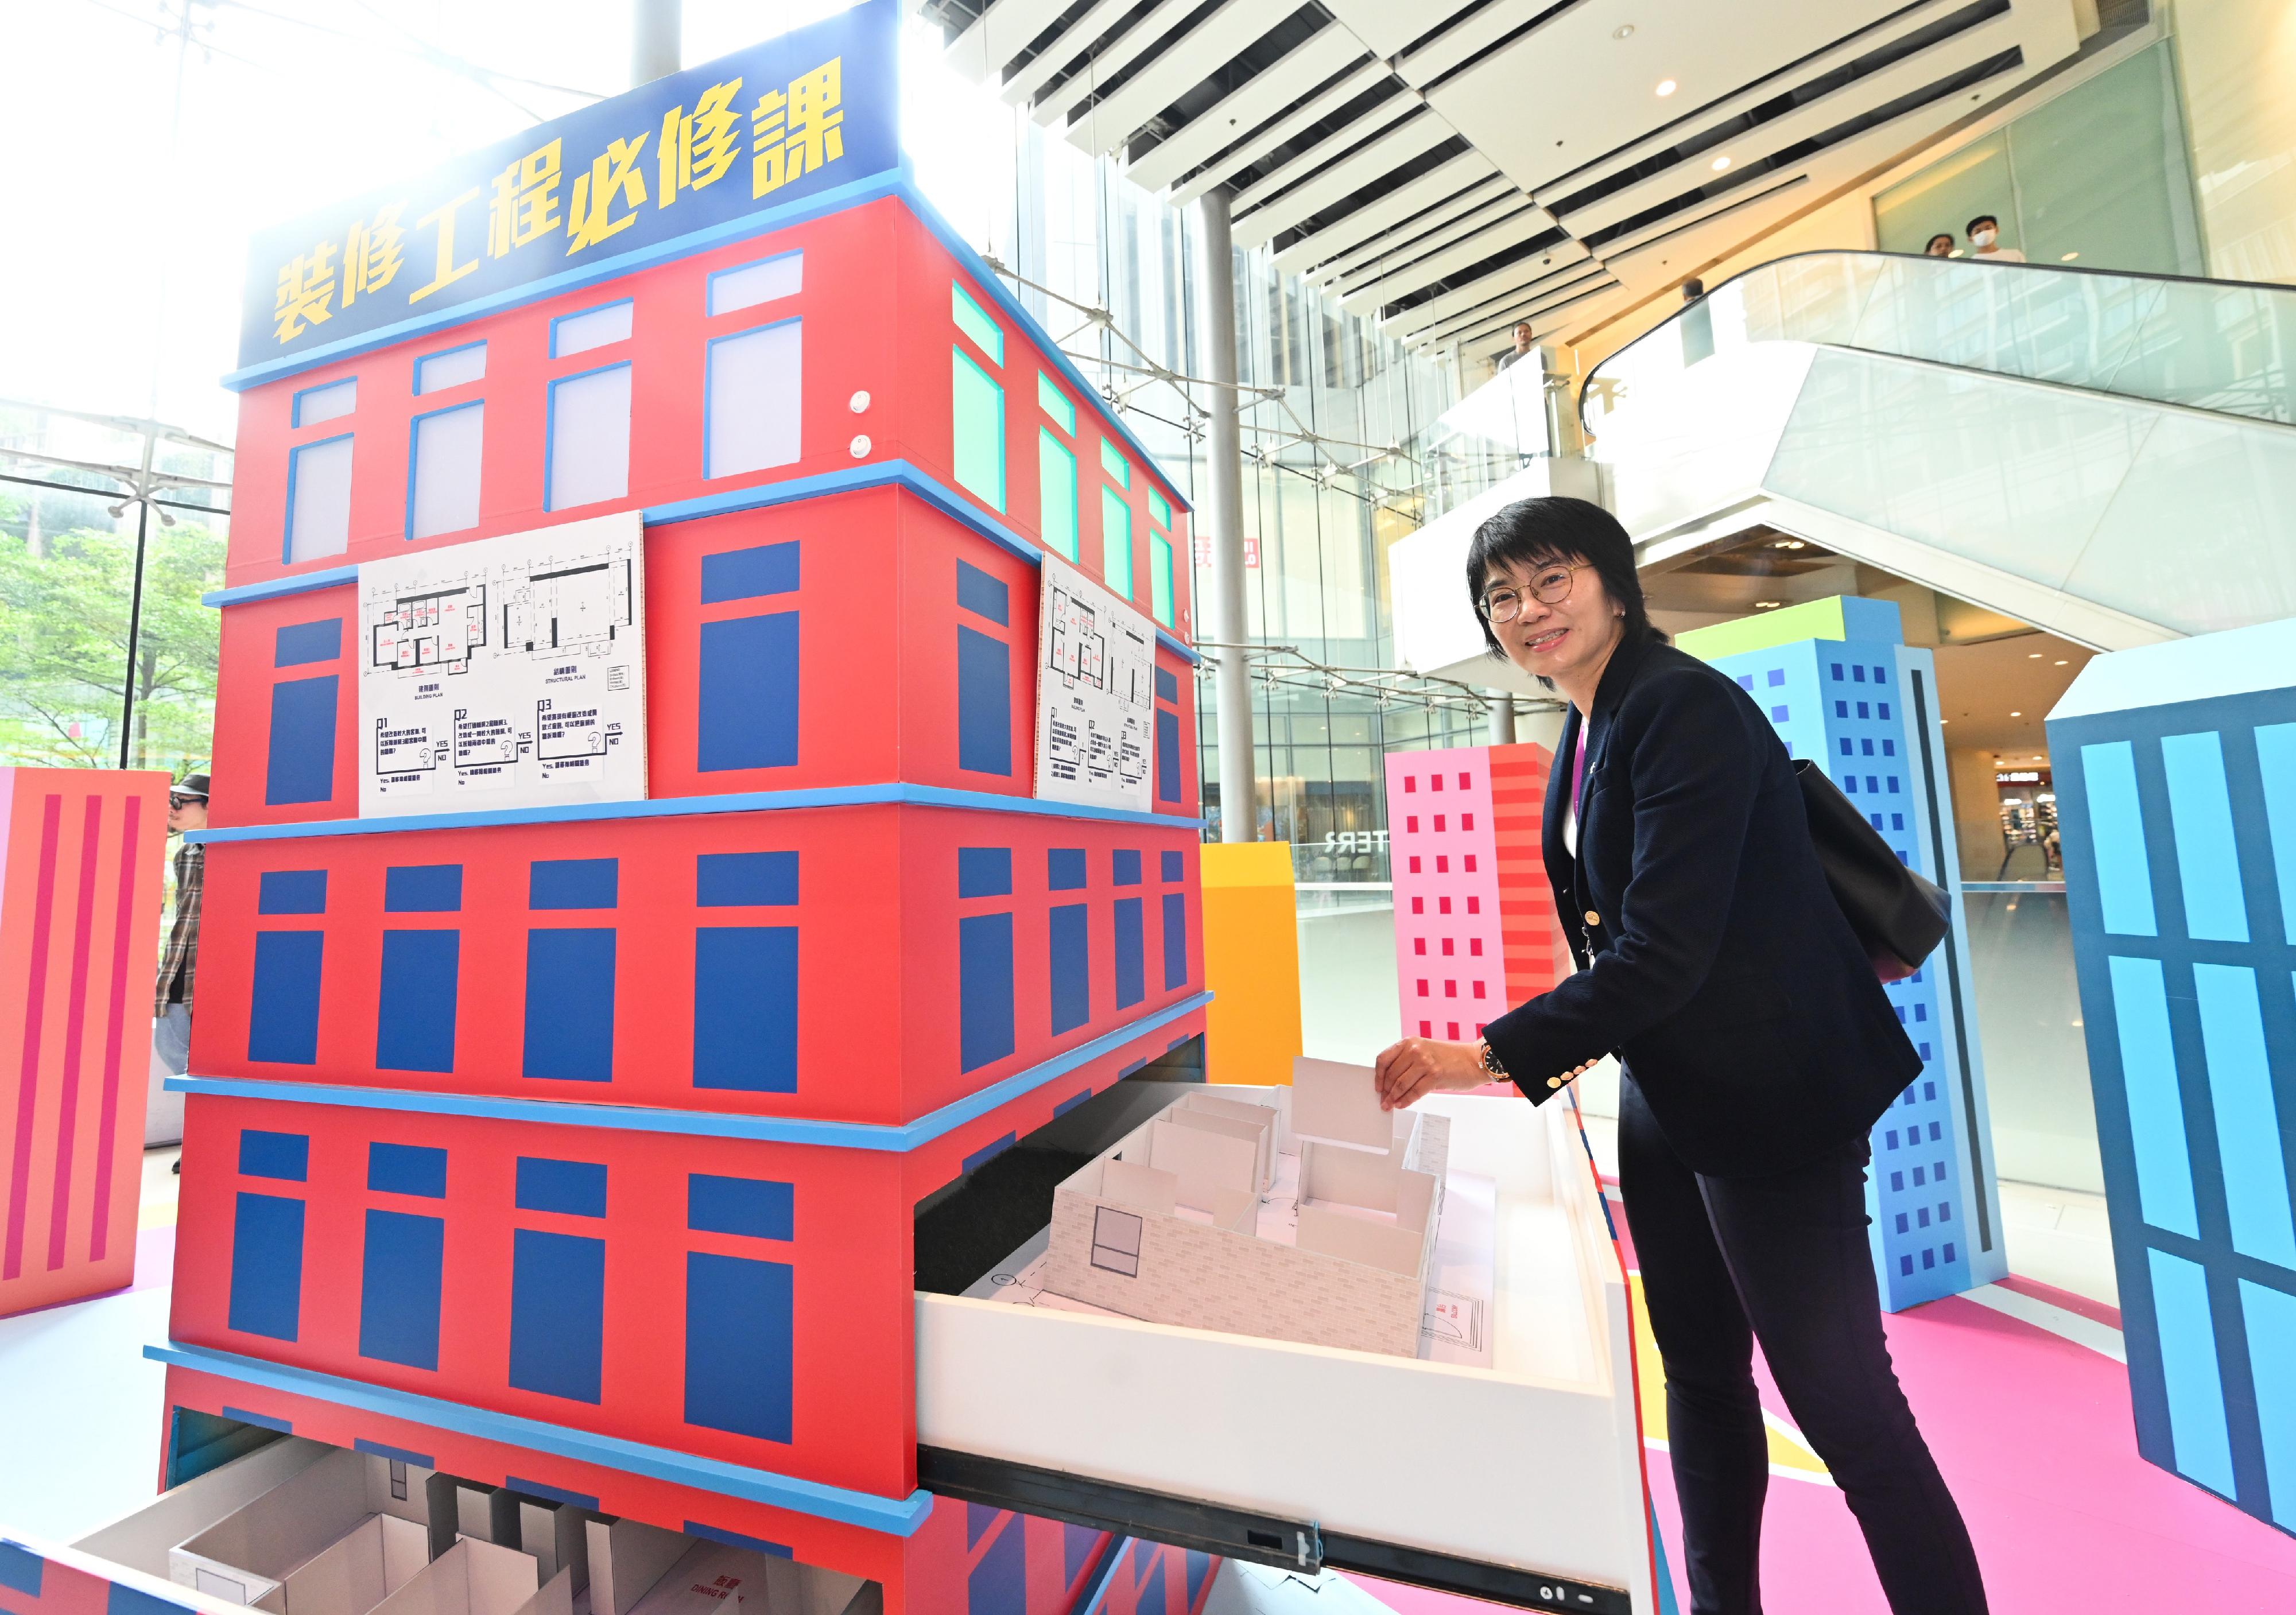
1583, 250, 2296, 433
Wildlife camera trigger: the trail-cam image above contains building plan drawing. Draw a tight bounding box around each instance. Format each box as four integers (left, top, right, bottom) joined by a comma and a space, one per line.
358, 511, 647, 817
1033, 551, 1154, 813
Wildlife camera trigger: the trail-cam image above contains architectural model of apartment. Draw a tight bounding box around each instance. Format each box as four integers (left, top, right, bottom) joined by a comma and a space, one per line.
1038, 1061, 1450, 1358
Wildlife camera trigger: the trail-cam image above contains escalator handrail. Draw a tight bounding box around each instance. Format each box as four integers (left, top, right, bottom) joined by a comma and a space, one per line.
1576, 246, 2296, 437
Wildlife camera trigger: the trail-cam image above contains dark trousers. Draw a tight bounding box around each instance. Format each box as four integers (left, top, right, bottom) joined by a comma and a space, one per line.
1618, 1074, 1988, 1614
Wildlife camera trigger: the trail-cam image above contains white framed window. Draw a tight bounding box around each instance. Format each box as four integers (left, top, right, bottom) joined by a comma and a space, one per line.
706, 319, 801, 479
292, 377, 356, 427
286, 434, 354, 562
548, 363, 631, 510
416, 341, 487, 394
709, 252, 802, 316
408, 401, 483, 539
552, 300, 633, 358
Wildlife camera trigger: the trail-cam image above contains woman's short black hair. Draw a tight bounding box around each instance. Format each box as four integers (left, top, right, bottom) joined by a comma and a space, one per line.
1464, 495, 1661, 666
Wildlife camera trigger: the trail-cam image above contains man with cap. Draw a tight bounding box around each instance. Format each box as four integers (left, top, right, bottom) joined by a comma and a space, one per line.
154, 773, 210, 1085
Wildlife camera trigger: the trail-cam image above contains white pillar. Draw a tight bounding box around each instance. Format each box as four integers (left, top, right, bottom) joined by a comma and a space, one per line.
1194, 188, 1256, 843
1485, 691, 1517, 746
631, 0, 681, 85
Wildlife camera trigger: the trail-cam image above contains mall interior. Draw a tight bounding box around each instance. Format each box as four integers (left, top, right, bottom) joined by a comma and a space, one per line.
3, 1, 2295, 1612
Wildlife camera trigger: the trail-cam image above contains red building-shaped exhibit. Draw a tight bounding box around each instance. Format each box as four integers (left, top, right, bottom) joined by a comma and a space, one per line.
156, 7, 1212, 1613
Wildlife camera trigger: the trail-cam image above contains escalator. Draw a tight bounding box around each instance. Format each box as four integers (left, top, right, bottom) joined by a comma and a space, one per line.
1573, 250, 2296, 652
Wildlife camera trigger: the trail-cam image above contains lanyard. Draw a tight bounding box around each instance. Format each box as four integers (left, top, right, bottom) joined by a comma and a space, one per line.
1570, 720, 1590, 819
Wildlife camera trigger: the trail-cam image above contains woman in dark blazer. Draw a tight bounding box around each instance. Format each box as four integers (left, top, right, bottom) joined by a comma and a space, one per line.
1375, 497, 1988, 1615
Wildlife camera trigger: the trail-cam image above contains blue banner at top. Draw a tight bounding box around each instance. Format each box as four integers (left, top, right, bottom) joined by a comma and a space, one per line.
235, 0, 899, 376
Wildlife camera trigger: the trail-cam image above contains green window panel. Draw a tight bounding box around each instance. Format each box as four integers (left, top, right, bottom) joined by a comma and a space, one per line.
952, 281, 1003, 365
1038, 371, 1075, 433
1100, 437, 1129, 486
952, 347, 1005, 511
1150, 533, 1174, 627
1040, 429, 1079, 561
1102, 486, 1133, 599
1149, 488, 1171, 529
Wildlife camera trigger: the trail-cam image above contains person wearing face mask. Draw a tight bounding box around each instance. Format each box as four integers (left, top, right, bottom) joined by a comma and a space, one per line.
1372, 498, 1989, 1615
1964, 214, 2024, 262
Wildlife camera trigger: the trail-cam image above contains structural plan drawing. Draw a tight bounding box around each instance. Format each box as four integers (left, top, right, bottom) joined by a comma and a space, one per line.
357, 511, 648, 817
1033, 551, 1154, 813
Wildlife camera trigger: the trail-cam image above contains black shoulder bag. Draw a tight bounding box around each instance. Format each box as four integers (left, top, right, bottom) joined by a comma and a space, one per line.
1793, 759, 1950, 982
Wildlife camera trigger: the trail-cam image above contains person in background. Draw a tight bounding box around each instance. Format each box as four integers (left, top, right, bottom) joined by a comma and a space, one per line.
1680, 277, 1714, 365
1925, 232, 1956, 257
1498, 320, 1537, 370
1965, 214, 2024, 262
154, 774, 209, 1120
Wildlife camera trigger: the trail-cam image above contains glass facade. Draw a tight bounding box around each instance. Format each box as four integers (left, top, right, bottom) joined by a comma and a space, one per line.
901, 21, 1484, 882
1872, 41, 2205, 277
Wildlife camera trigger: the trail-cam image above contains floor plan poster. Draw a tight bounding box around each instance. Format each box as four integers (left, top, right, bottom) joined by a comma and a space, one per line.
1034, 552, 1154, 813
356, 511, 647, 817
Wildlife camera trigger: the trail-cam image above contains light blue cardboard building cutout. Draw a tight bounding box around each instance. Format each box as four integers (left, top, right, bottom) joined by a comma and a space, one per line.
2047, 618, 2296, 1535
1679, 595, 2007, 1311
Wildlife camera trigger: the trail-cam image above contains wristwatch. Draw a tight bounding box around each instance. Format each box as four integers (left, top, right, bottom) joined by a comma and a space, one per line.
1477, 1039, 1508, 1080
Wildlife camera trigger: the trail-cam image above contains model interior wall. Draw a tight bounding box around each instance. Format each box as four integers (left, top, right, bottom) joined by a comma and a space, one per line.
149, 1357, 1212, 1615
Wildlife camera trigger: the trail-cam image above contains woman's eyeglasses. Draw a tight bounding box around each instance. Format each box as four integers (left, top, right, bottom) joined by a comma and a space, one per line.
1478, 564, 1587, 623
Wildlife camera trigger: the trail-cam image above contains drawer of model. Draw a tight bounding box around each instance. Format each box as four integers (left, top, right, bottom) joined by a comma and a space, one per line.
38, 1436, 872, 1615
912, 1068, 1653, 1610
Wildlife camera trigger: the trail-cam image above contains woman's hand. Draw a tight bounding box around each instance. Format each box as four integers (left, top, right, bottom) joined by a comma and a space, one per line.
1375, 1039, 1605, 1111
1374, 1038, 1494, 1111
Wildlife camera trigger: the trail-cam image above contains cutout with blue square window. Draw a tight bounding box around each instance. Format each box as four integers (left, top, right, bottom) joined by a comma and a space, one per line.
697, 851, 797, 906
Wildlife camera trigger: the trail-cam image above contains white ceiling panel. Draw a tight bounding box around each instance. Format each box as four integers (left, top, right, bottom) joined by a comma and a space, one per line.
931, 0, 2090, 376
1169, 62, 1394, 207
1030, 0, 1200, 126
1384, 242, 1597, 340
990, 0, 1133, 106
941, 0, 1073, 86
1549, 0, 1969, 200
1324, 189, 1538, 293
1273, 153, 1503, 276
1122, 25, 1364, 195
1427, 0, 1909, 195
1305, 176, 1519, 284
1338, 204, 1553, 314
1430, 273, 1623, 351
1232, 92, 1422, 214
1319, 0, 1490, 60
1401, 262, 1616, 347
1551, 11, 2030, 240
1066, 0, 1298, 157
1232, 112, 1459, 249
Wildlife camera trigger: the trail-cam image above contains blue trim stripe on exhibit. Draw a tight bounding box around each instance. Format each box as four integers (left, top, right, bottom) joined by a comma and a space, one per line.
188, 778, 1209, 845
2047, 681, 2296, 1532
142, 1340, 931, 1536
165, 990, 1213, 1151
221, 170, 1189, 521
200, 456, 1202, 667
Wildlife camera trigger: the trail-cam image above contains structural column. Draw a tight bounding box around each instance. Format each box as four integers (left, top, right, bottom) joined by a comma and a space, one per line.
631, 0, 681, 84
1485, 691, 1516, 746
1194, 187, 1256, 843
